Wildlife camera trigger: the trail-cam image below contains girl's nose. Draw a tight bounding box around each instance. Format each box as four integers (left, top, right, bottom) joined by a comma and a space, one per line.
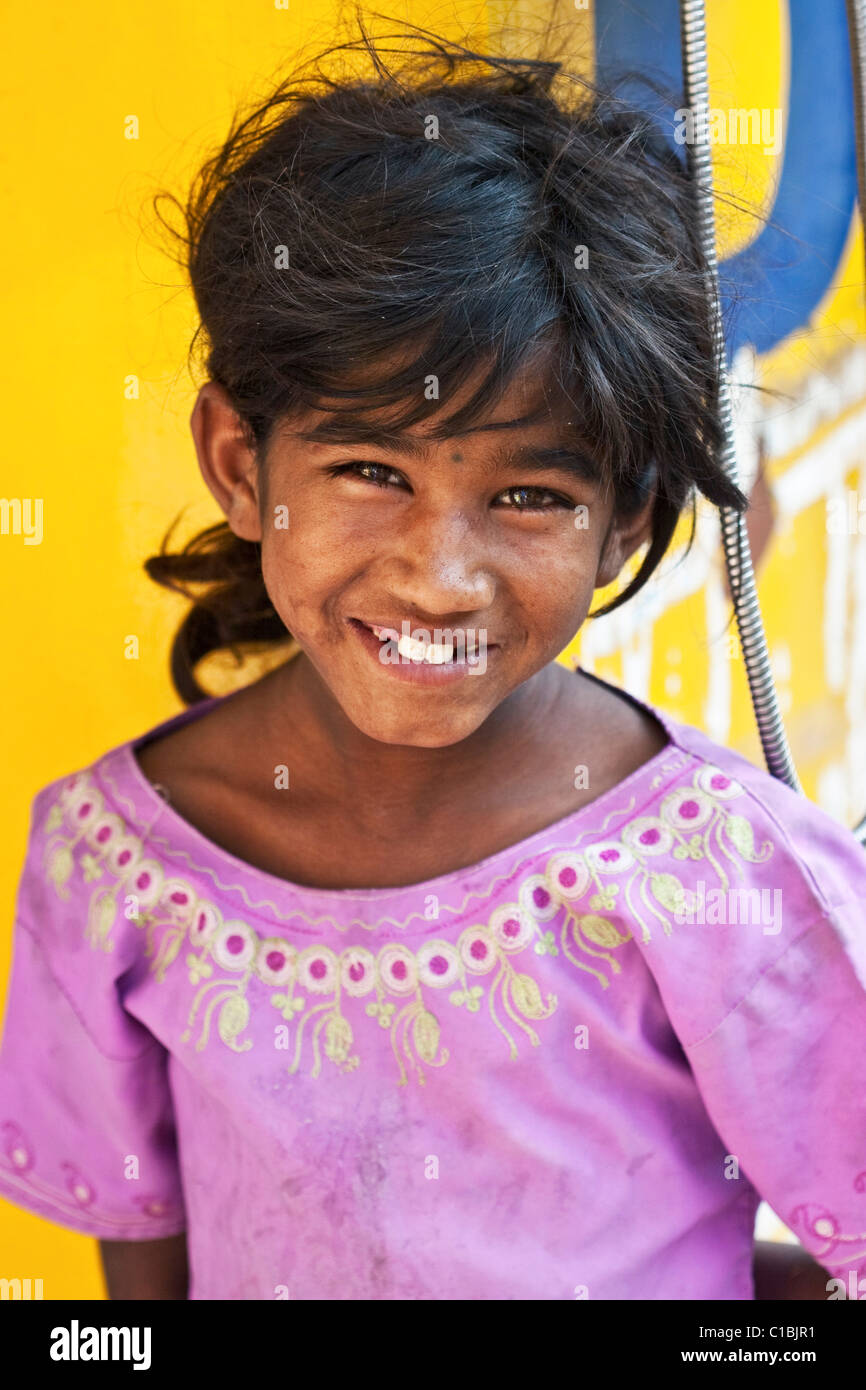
384, 507, 496, 615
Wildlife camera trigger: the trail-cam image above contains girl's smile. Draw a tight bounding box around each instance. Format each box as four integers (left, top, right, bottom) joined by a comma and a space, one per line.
346, 616, 498, 685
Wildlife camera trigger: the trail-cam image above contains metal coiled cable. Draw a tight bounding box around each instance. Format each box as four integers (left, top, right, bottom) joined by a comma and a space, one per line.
678, 0, 803, 794
680, 0, 866, 846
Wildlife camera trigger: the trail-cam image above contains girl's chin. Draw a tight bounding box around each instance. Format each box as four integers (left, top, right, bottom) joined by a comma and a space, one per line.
340, 693, 493, 749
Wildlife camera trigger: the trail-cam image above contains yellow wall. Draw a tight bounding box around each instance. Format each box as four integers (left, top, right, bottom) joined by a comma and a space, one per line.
1, 0, 863, 1296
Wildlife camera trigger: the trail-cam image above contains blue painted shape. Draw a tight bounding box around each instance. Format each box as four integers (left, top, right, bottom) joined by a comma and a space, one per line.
593, 0, 858, 357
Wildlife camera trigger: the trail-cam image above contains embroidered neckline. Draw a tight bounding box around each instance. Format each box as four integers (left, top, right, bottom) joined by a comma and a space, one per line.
40, 759, 776, 1085
110, 679, 685, 910
99, 754, 693, 930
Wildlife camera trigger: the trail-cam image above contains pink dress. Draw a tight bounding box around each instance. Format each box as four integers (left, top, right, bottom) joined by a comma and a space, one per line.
1, 669, 865, 1300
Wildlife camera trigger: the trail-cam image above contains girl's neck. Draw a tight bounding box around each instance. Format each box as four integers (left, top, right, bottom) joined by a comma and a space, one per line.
255, 650, 571, 828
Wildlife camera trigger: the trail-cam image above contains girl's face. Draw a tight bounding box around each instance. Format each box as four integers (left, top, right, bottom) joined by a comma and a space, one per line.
193, 361, 654, 749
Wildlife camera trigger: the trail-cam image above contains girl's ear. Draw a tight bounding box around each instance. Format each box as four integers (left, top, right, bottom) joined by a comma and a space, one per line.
594, 493, 656, 592
189, 382, 263, 542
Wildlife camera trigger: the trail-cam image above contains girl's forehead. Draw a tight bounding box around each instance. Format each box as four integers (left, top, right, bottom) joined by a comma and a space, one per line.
276, 357, 587, 455
279, 406, 588, 462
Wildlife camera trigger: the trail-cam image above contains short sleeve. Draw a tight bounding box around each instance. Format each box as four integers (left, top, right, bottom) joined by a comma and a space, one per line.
675, 899, 866, 1283
0, 782, 186, 1240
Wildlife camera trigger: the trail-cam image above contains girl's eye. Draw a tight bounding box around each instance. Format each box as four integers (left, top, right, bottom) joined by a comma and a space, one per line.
328, 462, 404, 488
326, 463, 571, 511
496, 486, 571, 512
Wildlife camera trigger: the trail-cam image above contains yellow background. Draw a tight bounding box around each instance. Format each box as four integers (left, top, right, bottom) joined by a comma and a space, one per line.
1, 0, 863, 1296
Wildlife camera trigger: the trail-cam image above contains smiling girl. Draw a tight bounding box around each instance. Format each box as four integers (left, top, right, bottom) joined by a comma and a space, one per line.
1, 25, 865, 1302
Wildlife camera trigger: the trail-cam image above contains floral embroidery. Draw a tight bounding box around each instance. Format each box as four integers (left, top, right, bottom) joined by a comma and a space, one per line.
39, 760, 775, 1085
788, 1186, 866, 1270
0, 1119, 174, 1223
2, 1120, 34, 1174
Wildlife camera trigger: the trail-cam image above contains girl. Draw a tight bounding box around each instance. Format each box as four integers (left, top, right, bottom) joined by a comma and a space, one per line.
1, 25, 865, 1302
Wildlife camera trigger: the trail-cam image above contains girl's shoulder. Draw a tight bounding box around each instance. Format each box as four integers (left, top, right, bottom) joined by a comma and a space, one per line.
12, 700, 229, 981
604, 701, 866, 1052
577, 664, 866, 918
658, 707, 866, 913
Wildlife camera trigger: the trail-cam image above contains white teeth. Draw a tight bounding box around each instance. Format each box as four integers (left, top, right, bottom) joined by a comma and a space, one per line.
397, 633, 454, 664
369, 623, 455, 664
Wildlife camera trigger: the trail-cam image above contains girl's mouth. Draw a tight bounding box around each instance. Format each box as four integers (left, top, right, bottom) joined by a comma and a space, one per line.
346, 618, 495, 685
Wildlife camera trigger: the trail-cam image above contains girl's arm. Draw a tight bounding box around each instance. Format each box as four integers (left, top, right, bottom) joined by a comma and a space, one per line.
99, 1232, 189, 1300
752, 1240, 832, 1301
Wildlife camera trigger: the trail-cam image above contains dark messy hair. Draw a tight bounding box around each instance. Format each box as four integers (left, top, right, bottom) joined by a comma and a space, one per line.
145, 14, 749, 705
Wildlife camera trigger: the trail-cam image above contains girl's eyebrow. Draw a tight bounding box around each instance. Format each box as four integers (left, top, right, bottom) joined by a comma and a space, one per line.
295, 422, 435, 455
293, 406, 553, 456
294, 417, 601, 481
495, 445, 602, 485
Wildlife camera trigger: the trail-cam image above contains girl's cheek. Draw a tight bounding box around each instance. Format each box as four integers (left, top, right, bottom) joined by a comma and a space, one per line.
519, 538, 597, 602
535, 551, 601, 637
259, 530, 345, 637
264, 496, 371, 561
259, 534, 305, 617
